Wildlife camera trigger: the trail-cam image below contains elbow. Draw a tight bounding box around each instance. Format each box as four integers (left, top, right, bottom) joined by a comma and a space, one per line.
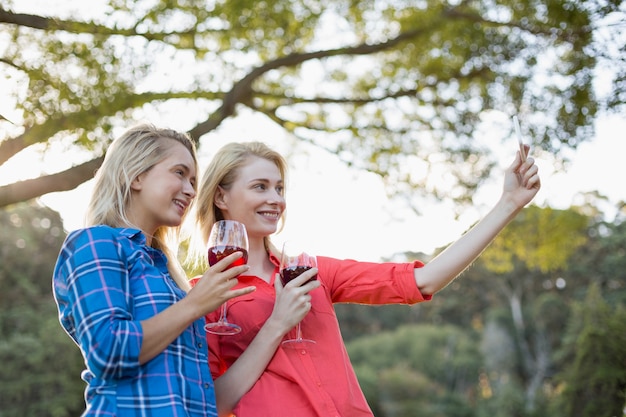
85, 342, 123, 379
417, 283, 440, 298
214, 378, 241, 417
82, 322, 143, 380
414, 267, 448, 297
216, 399, 236, 417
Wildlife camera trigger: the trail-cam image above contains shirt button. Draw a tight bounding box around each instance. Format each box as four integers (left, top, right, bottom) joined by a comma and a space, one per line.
204, 383, 210, 389
197, 342, 203, 348
301, 350, 306, 355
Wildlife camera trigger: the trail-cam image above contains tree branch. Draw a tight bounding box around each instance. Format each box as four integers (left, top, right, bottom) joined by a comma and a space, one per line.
0, 6, 221, 43
0, 90, 224, 166
189, 25, 436, 141
0, 156, 104, 208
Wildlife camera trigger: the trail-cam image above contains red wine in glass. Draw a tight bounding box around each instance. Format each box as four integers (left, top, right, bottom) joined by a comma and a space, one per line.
280, 266, 317, 285
208, 245, 249, 268
204, 220, 249, 336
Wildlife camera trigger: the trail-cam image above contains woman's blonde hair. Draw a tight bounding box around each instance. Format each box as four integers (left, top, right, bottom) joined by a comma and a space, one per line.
85, 123, 197, 291
188, 141, 287, 269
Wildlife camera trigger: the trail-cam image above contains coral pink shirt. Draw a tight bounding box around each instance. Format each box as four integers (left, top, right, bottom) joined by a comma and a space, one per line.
196, 255, 430, 417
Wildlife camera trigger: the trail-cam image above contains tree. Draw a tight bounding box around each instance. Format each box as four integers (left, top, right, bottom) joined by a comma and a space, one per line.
0, 202, 85, 416
1, 0, 624, 208
551, 283, 626, 417
567, 201, 626, 307
347, 324, 481, 417
473, 205, 589, 413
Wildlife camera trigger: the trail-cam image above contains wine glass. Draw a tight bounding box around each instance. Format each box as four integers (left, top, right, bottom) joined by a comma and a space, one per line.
279, 241, 317, 346
205, 220, 249, 335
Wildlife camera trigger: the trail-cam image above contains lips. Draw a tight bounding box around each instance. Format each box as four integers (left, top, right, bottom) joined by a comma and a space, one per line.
173, 199, 189, 214
258, 210, 280, 220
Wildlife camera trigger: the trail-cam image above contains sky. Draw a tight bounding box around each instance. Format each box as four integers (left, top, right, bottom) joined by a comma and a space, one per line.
1, 1, 625, 262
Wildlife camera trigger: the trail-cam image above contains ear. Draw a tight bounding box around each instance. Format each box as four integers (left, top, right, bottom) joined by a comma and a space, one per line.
214, 186, 228, 210
130, 172, 145, 191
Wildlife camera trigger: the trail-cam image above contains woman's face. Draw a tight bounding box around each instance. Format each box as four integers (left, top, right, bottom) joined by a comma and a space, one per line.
128, 140, 197, 235
216, 156, 285, 241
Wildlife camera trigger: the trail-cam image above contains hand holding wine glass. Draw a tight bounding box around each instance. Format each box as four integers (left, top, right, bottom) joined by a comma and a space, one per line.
205, 220, 249, 335
279, 241, 318, 346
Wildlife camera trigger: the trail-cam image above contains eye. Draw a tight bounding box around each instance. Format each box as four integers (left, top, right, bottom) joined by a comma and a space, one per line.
254, 183, 267, 190
276, 185, 284, 195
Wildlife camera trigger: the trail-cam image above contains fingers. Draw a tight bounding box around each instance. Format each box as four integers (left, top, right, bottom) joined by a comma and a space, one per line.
517, 158, 541, 189
212, 251, 247, 272
274, 273, 284, 293
270, 272, 320, 332
284, 268, 319, 288
510, 148, 529, 171
280, 274, 319, 311
194, 252, 249, 294
226, 285, 256, 300
525, 166, 541, 190
299, 294, 312, 306
273, 286, 314, 328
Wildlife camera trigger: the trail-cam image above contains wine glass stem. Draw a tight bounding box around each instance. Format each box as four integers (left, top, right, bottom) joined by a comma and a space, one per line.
295, 323, 303, 341
220, 303, 228, 323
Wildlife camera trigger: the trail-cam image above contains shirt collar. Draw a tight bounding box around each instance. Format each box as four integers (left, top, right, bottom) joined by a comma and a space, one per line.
118, 227, 146, 244
268, 250, 280, 267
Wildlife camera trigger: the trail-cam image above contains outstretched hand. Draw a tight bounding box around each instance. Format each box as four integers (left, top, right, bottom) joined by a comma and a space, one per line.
502, 145, 541, 209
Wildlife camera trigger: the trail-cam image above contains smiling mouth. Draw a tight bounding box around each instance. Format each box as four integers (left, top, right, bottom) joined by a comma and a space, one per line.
174, 199, 187, 212
258, 211, 280, 219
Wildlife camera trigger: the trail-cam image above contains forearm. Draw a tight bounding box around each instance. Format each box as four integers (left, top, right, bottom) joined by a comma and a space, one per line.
214, 320, 285, 416
415, 197, 520, 295
139, 297, 200, 364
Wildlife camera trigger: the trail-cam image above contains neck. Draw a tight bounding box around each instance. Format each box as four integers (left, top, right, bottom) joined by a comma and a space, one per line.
246, 237, 274, 282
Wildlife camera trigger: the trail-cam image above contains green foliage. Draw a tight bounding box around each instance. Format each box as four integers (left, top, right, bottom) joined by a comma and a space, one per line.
567, 216, 626, 307
551, 283, 626, 417
347, 324, 481, 417
481, 205, 589, 274
335, 303, 424, 342
0, 203, 85, 416
475, 379, 527, 417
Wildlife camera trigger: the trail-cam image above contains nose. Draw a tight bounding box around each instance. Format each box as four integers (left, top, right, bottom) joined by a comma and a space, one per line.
183, 179, 196, 199
267, 190, 285, 206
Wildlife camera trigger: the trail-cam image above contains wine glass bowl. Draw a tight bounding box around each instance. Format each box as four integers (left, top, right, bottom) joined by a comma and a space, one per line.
208, 245, 248, 268
280, 253, 317, 286
205, 220, 248, 335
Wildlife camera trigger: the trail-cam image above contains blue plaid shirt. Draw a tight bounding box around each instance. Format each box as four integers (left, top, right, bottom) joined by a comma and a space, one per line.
53, 226, 217, 416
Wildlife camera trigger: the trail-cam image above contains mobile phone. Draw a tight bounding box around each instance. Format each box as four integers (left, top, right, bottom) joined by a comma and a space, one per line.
512, 115, 527, 162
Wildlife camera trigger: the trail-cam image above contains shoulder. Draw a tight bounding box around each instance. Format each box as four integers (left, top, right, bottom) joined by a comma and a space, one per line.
61, 226, 143, 260
315, 255, 354, 271
65, 225, 141, 245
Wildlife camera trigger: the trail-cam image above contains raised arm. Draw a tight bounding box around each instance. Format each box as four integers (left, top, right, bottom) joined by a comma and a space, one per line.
415, 148, 540, 295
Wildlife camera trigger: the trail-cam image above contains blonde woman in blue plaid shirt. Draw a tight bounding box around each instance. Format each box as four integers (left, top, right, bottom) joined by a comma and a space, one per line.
52, 124, 255, 416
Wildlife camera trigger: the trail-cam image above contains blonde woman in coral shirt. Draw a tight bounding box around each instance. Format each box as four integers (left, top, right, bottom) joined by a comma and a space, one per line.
189, 141, 540, 417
